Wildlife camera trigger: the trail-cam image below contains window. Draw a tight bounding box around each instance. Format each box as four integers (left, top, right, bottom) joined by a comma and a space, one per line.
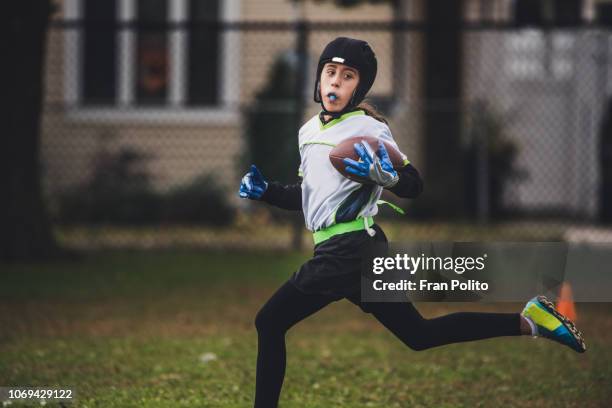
188, 1, 220, 106
136, 0, 169, 105
513, 0, 583, 27
504, 30, 575, 80
82, 0, 117, 105
64, 0, 240, 122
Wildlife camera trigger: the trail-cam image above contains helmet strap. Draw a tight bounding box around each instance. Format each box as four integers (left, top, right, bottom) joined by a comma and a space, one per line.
318, 86, 358, 119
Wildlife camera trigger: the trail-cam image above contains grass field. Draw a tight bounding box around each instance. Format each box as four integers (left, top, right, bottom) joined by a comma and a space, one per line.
1, 251, 611, 407
54, 219, 572, 251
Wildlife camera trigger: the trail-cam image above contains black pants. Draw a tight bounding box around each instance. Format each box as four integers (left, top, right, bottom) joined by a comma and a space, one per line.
254, 279, 521, 407
254, 225, 521, 407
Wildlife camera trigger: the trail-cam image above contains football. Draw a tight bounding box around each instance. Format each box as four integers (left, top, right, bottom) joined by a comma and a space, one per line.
329, 135, 405, 183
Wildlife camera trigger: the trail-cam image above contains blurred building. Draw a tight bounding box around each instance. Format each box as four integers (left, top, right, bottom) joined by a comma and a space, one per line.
464, 0, 611, 219
43, 0, 402, 196
41, 0, 611, 219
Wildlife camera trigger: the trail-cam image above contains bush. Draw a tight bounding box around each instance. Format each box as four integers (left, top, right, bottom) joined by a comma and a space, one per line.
162, 175, 235, 226
463, 100, 527, 219
243, 49, 302, 185
57, 147, 234, 226
58, 147, 161, 225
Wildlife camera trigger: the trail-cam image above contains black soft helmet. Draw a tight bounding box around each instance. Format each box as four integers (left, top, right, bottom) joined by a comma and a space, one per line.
314, 37, 377, 116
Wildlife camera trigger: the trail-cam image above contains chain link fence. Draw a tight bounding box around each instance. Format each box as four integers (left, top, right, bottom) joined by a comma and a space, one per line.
40, 7, 612, 250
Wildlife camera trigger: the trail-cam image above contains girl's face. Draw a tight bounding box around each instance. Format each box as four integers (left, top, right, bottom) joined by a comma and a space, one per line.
319, 62, 360, 112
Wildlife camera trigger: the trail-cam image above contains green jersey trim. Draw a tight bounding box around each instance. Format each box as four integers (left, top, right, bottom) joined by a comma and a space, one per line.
300, 141, 337, 148
318, 110, 365, 130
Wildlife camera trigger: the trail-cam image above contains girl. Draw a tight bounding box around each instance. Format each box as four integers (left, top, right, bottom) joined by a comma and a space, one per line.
239, 37, 586, 408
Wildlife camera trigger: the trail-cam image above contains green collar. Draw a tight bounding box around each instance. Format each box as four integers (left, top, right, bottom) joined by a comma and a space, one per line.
319, 109, 365, 130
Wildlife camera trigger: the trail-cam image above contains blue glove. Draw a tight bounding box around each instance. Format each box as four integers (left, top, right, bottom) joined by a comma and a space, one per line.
239, 164, 268, 199
343, 140, 399, 188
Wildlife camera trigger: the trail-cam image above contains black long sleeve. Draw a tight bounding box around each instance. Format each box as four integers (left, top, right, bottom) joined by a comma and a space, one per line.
387, 163, 424, 198
259, 165, 420, 210
261, 180, 303, 211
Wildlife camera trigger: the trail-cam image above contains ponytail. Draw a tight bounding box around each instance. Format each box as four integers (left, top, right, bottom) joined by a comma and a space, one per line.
357, 100, 388, 125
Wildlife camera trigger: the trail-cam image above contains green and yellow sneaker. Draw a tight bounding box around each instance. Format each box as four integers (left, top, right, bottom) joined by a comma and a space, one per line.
521, 295, 586, 353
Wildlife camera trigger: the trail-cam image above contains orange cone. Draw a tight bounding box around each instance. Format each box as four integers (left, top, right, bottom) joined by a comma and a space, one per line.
556, 282, 577, 322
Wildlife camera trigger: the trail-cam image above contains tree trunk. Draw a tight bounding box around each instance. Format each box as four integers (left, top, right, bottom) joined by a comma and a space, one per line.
601, 97, 612, 224
1, 0, 59, 261
422, 0, 466, 218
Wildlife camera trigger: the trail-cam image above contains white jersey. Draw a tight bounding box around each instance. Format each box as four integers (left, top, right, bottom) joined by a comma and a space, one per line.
298, 110, 408, 232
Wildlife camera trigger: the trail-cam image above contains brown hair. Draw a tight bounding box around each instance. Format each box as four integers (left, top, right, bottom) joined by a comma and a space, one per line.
357, 100, 388, 125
